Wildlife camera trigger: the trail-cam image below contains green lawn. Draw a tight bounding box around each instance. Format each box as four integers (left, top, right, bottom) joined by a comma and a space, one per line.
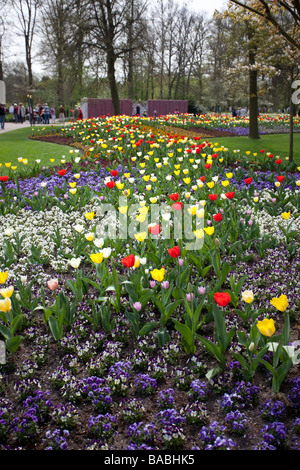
0, 126, 73, 174
208, 133, 300, 164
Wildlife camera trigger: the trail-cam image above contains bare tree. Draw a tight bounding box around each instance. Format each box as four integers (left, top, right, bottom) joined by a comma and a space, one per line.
10, 0, 41, 88
87, 0, 147, 114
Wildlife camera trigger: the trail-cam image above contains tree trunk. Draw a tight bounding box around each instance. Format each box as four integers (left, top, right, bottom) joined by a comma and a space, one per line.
107, 51, 120, 115
127, 0, 134, 99
248, 49, 259, 139
289, 97, 295, 162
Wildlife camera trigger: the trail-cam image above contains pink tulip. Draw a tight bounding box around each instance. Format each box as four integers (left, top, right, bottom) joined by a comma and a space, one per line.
162, 281, 170, 289
150, 280, 156, 288
133, 302, 142, 312
47, 279, 58, 290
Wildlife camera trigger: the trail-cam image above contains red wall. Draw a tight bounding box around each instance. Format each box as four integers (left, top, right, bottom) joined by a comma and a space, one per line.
147, 100, 188, 117
86, 99, 133, 118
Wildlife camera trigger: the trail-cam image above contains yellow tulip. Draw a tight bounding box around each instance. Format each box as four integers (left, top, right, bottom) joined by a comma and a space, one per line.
69, 188, 77, 194
281, 212, 290, 220
193, 229, 204, 239
257, 318, 276, 337
69, 182, 77, 188
116, 182, 124, 190
5, 162, 11, 168
241, 290, 254, 303
0, 286, 14, 298
118, 206, 128, 214
136, 214, 146, 223
207, 182, 214, 189
150, 267, 165, 282
183, 178, 191, 184
188, 206, 197, 216
222, 180, 229, 187
226, 173, 233, 179
0, 272, 8, 284
270, 294, 288, 312
85, 212, 95, 220
204, 226, 214, 236
90, 252, 104, 264
134, 232, 147, 242
0, 297, 11, 313
85, 233, 94, 242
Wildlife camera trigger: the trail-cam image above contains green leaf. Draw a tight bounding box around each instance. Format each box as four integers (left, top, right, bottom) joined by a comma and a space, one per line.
139, 321, 159, 337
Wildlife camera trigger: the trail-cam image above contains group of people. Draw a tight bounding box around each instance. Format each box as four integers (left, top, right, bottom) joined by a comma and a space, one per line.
231, 106, 248, 118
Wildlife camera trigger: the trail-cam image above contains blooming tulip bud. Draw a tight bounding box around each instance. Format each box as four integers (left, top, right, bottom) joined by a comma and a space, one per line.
47, 279, 58, 290
249, 342, 255, 352
186, 293, 194, 302
133, 302, 142, 312
214, 238, 220, 246
198, 286, 206, 295
161, 281, 170, 289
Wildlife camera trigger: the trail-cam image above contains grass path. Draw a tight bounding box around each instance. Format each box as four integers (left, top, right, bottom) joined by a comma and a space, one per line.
0, 126, 73, 172
207, 133, 300, 164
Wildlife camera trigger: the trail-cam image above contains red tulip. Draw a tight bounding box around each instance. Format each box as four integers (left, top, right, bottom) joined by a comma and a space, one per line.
58, 169, 66, 176
260, 149, 265, 153
111, 170, 118, 176
277, 175, 284, 182
199, 176, 206, 182
225, 191, 234, 199
214, 292, 231, 307
212, 153, 218, 159
213, 213, 222, 222
208, 194, 218, 201
268, 154, 274, 159
0, 176, 8, 182
275, 159, 282, 165
121, 254, 135, 268
149, 224, 161, 235
106, 181, 115, 188
205, 164, 211, 169
168, 246, 181, 258
244, 177, 252, 184
172, 202, 183, 210
169, 193, 179, 201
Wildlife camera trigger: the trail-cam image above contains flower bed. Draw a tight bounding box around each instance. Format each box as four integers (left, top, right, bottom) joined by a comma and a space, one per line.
0, 115, 299, 451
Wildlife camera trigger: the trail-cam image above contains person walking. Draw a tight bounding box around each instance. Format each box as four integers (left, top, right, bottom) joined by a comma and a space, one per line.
18, 103, 25, 123
50, 106, 56, 123
58, 104, 65, 123
44, 103, 50, 124
13, 103, 18, 123
0, 103, 6, 129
